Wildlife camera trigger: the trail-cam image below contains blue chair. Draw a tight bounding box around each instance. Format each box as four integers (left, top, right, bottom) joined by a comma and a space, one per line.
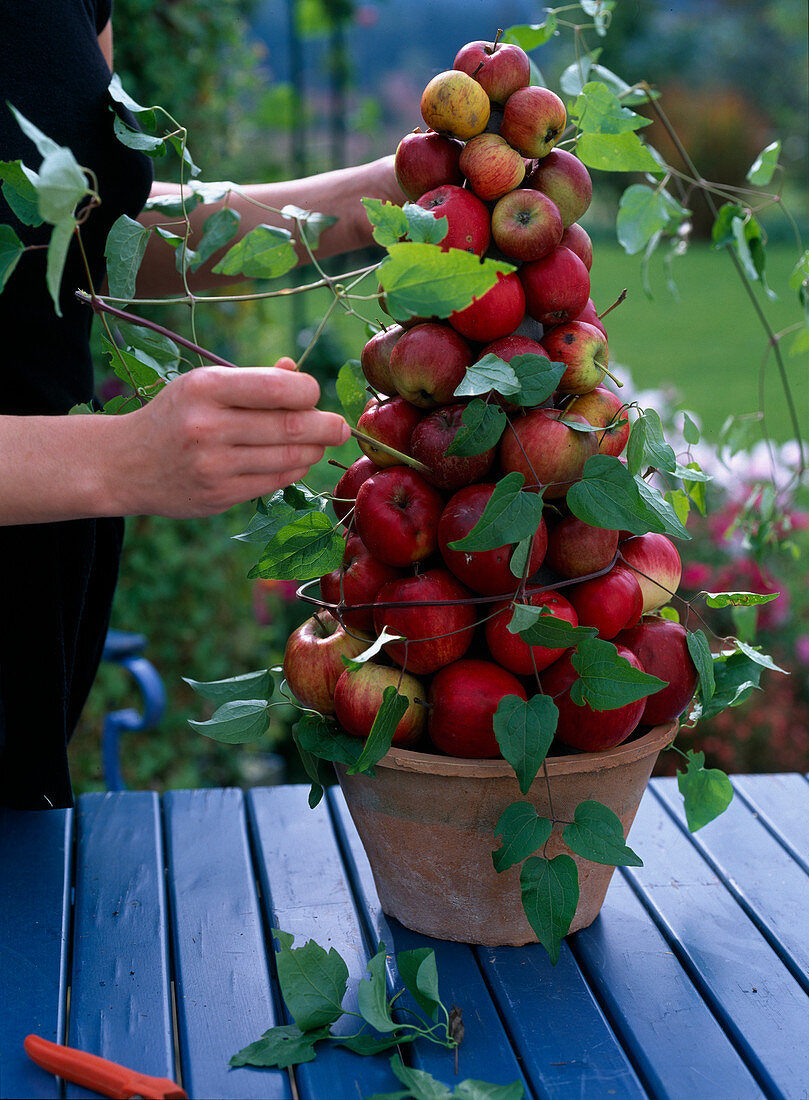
100, 629, 167, 790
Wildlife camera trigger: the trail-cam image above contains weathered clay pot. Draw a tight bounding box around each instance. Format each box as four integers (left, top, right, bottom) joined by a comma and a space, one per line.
335, 720, 677, 946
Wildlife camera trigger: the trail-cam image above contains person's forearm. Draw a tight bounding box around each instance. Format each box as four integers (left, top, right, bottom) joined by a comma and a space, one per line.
135, 156, 406, 298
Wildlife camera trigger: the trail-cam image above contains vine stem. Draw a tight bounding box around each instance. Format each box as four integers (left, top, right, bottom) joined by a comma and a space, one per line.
75, 289, 430, 472
638, 81, 806, 477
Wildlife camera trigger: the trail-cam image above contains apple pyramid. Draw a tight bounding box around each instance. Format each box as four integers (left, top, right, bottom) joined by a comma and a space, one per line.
284, 36, 698, 760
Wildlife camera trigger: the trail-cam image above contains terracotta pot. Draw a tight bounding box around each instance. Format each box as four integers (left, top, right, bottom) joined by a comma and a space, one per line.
335, 721, 677, 946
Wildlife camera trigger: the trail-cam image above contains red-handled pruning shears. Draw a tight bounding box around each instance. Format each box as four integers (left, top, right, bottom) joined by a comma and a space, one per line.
24, 1034, 187, 1099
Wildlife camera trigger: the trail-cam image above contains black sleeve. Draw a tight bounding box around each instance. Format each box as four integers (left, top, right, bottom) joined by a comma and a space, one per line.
95, 0, 112, 33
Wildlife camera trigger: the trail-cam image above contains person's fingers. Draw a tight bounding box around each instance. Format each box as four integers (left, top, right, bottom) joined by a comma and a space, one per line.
226, 442, 328, 476
180, 364, 322, 410
273, 356, 298, 372
219, 407, 349, 448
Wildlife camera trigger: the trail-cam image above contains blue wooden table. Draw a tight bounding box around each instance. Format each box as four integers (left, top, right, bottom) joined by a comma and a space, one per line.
2, 775, 808, 1100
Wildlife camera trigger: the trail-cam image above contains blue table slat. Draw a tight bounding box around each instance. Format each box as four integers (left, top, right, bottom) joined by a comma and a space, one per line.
67, 793, 174, 1099
327, 787, 534, 1096
623, 788, 809, 1099
571, 871, 766, 1100
0, 808, 72, 1100
163, 788, 290, 1100
247, 785, 401, 1100
652, 777, 809, 990
732, 773, 809, 875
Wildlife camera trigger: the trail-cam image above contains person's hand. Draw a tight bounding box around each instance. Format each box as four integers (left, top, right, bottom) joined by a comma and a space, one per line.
108, 360, 350, 518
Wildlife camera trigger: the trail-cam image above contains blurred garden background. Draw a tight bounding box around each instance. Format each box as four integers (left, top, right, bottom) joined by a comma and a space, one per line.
68, 0, 809, 792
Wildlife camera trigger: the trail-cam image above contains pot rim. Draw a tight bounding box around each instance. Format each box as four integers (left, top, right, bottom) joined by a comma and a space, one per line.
375, 720, 678, 779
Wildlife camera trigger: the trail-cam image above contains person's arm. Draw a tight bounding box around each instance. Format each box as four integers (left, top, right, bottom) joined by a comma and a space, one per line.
0, 362, 349, 524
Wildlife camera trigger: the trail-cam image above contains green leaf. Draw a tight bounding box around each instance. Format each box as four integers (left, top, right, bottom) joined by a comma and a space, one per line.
378, 243, 513, 321
7, 103, 59, 158
108, 72, 158, 128
492, 802, 553, 873
732, 638, 788, 674
337, 1033, 414, 1056
617, 184, 689, 256
212, 224, 297, 279
232, 492, 300, 543
294, 712, 371, 773
501, 17, 558, 51
447, 472, 544, 552
520, 855, 579, 965
693, 648, 764, 722
445, 399, 507, 456
384, 1056, 453, 1100
362, 197, 410, 246
682, 412, 700, 445
404, 202, 449, 246
454, 354, 520, 399
188, 699, 269, 744
677, 751, 733, 832
358, 944, 398, 1033
336, 358, 369, 425
230, 1023, 331, 1069
511, 354, 567, 407
563, 800, 642, 867
105, 215, 152, 301
273, 929, 349, 1032
569, 81, 651, 136
281, 204, 337, 251
396, 948, 442, 1022
576, 130, 660, 173
183, 668, 273, 705
703, 591, 781, 609
626, 408, 676, 477
191, 206, 241, 270
45, 217, 74, 317
112, 116, 168, 158
686, 630, 715, 705
292, 727, 326, 808
454, 1081, 525, 1100
99, 335, 167, 393
114, 321, 180, 375
347, 685, 409, 775
711, 204, 774, 298
0, 159, 43, 225
36, 147, 90, 224
493, 695, 557, 795
570, 637, 667, 711
508, 604, 598, 649
747, 140, 780, 186
0, 224, 24, 290
567, 454, 688, 537
249, 511, 344, 581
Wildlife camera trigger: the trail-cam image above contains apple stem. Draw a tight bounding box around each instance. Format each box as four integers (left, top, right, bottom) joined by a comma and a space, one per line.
349, 426, 432, 475
328, 458, 350, 471
599, 289, 628, 321
472, 61, 485, 78
414, 698, 433, 710
491, 27, 504, 51
597, 361, 624, 388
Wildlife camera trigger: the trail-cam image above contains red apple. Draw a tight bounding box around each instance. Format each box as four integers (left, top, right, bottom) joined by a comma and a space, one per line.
565, 385, 630, 457
453, 39, 531, 104
500, 86, 567, 159
415, 183, 492, 255
394, 129, 464, 201
437, 481, 548, 595
619, 533, 683, 612
545, 515, 619, 579
356, 395, 423, 466
410, 403, 497, 491
499, 407, 598, 498
520, 246, 591, 326
485, 590, 579, 676
420, 70, 491, 140
449, 270, 526, 343
565, 564, 644, 640
615, 617, 698, 725
527, 149, 593, 227
361, 325, 404, 394
560, 223, 593, 270
540, 320, 610, 395
354, 465, 445, 567
490, 188, 564, 262
569, 297, 605, 335
428, 658, 528, 758
460, 133, 526, 201
334, 662, 427, 746
540, 644, 648, 751
387, 321, 473, 408
332, 455, 381, 525
319, 532, 404, 631
283, 611, 372, 715
373, 567, 477, 675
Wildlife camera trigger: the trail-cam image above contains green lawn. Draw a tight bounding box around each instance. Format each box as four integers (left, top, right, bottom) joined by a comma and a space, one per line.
586, 240, 806, 445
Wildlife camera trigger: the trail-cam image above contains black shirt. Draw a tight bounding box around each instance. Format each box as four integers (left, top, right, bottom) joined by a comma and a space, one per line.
0, 0, 153, 808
